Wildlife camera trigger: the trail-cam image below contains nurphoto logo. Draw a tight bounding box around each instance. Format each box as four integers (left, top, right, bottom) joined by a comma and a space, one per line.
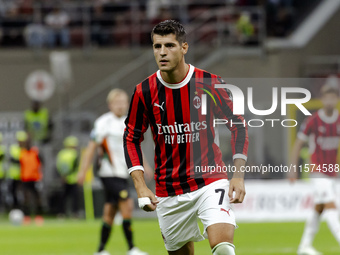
201, 84, 312, 128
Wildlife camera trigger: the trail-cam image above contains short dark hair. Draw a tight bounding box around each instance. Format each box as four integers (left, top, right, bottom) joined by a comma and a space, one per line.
151, 20, 187, 44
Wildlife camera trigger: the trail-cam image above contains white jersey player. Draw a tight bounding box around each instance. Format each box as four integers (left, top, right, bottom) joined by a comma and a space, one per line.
78, 89, 149, 255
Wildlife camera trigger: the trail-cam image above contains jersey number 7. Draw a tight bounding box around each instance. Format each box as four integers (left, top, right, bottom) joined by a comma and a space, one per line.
215, 189, 225, 205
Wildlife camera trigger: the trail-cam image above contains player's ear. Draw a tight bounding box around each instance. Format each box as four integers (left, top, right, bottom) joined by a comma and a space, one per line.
182, 42, 189, 55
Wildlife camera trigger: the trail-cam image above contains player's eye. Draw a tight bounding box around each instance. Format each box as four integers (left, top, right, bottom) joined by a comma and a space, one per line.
154, 44, 161, 49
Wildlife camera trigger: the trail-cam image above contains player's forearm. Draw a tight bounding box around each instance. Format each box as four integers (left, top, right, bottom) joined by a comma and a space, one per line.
232, 158, 246, 179
227, 114, 249, 159
130, 170, 148, 195
288, 139, 304, 179
79, 155, 93, 175
79, 141, 97, 175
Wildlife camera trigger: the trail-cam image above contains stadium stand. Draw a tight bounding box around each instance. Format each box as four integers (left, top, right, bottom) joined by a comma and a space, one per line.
0, 0, 322, 48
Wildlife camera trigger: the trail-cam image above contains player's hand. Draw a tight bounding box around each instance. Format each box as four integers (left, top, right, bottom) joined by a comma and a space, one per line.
136, 187, 159, 212
289, 178, 297, 184
228, 178, 246, 204
288, 172, 298, 183
288, 175, 298, 184
77, 171, 86, 185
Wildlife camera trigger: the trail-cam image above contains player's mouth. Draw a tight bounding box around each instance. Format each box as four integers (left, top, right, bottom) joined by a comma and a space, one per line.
160, 59, 169, 66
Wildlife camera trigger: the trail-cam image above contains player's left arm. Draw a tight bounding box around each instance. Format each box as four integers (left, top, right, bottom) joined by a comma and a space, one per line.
212, 78, 248, 203
213, 79, 249, 162
229, 158, 246, 203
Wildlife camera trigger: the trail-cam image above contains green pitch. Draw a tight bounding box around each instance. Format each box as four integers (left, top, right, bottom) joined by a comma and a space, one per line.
0, 219, 339, 255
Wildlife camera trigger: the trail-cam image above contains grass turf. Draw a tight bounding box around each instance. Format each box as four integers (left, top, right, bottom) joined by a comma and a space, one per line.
0, 218, 339, 255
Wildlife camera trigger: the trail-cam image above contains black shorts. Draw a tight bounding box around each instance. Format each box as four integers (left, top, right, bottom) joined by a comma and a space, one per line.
100, 177, 130, 205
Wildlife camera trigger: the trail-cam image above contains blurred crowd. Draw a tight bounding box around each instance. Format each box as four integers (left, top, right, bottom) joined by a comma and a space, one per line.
0, 0, 321, 48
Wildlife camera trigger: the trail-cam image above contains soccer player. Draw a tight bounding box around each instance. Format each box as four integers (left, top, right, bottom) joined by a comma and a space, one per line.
290, 84, 340, 255
124, 20, 248, 255
77, 89, 149, 255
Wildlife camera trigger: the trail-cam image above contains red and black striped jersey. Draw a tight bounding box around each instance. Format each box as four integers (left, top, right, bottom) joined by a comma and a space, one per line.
298, 109, 340, 177
124, 64, 249, 197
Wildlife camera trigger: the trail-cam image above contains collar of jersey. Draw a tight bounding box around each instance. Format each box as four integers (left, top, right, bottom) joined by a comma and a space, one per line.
157, 64, 194, 89
318, 109, 339, 124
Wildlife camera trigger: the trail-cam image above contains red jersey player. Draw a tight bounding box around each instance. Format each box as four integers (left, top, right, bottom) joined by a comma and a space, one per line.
290, 84, 340, 255
124, 20, 248, 255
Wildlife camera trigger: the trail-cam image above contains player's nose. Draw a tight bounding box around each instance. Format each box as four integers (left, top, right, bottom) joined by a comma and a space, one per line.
160, 45, 167, 55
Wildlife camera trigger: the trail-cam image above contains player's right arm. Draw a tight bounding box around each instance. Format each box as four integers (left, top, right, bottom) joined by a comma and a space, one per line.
288, 117, 312, 183
77, 140, 97, 185
289, 138, 305, 183
123, 86, 158, 211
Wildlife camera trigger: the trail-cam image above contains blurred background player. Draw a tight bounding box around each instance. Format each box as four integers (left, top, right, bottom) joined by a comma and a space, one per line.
77, 89, 150, 255
290, 84, 340, 255
7, 132, 23, 210
18, 131, 44, 225
56, 136, 80, 218
24, 100, 53, 146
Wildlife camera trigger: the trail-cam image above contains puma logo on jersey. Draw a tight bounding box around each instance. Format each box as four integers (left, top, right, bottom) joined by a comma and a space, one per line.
154, 102, 165, 111
221, 208, 230, 216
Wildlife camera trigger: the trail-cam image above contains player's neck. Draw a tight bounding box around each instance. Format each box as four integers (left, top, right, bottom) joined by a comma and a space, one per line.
160, 62, 189, 84
111, 111, 123, 118
323, 108, 335, 117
